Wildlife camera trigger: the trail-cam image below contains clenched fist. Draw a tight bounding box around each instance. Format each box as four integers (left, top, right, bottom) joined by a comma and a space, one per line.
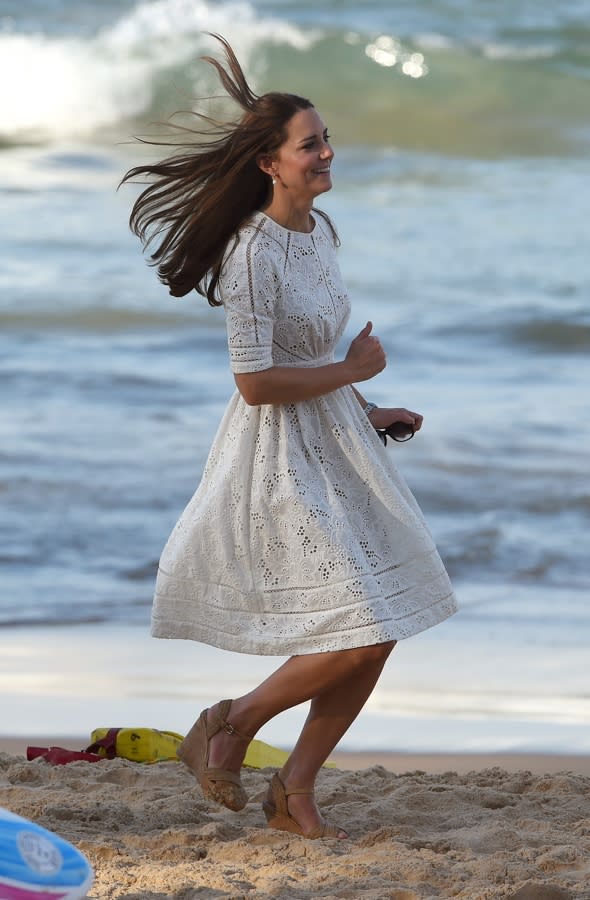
344, 321, 386, 382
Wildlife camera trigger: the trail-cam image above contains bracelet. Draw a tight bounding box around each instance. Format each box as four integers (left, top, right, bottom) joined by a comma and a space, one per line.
362, 401, 378, 416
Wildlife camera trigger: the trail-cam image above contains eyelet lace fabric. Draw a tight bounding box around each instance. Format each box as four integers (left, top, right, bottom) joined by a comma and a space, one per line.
152, 211, 457, 654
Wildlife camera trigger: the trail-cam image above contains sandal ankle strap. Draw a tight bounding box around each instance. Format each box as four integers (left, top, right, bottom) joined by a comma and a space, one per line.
216, 699, 254, 742
221, 720, 253, 741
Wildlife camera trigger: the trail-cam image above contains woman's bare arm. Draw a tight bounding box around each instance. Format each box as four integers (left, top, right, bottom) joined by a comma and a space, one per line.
235, 322, 385, 406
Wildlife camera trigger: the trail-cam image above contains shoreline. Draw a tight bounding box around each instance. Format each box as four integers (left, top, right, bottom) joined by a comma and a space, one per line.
3, 623, 589, 758
2, 735, 589, 775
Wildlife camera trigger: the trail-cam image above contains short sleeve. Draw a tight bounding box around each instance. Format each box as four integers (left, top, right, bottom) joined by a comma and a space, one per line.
218, 229, 279, 374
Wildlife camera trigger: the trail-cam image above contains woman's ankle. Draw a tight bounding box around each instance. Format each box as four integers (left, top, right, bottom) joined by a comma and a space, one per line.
224, 697, 259, 741
279, 766, 317, 794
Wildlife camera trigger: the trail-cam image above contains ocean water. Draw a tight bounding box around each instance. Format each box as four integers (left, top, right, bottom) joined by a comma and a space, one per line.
1, 0, 589, 752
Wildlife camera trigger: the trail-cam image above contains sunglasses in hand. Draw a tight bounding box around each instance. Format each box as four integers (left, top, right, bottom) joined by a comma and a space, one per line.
377, 420, 415, 446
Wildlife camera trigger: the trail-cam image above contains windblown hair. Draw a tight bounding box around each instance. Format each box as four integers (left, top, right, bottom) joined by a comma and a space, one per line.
121, 35, 336, 306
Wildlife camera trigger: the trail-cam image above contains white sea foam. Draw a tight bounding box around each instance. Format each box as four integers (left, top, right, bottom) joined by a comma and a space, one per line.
480, 41, 558, 61
0, 31, 152, 138
0, 0, 317, 142
368, 688, 590, 726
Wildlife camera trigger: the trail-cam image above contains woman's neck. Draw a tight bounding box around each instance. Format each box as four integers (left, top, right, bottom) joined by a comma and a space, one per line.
260, 197, 314, 234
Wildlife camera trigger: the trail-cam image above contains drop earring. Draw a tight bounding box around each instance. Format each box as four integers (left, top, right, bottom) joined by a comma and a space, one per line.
272, 176, 276, 185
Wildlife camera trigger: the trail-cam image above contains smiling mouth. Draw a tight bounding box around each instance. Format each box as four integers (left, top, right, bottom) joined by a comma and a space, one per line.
314, 168, 331, 174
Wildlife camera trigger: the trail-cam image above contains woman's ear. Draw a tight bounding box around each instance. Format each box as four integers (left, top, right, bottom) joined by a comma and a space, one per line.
257, 154, 274, 178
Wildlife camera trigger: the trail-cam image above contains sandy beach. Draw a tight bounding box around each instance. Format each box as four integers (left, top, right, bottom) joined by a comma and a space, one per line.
2, 739, 588, 899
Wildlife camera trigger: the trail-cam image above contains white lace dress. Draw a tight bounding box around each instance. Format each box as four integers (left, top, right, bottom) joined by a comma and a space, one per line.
151, 210, 457, 654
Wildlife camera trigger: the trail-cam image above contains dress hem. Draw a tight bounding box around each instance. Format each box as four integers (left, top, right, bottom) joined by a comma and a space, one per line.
150, 593, 458, 656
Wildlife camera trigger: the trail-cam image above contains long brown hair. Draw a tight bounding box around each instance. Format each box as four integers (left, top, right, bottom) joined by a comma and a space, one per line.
121, 35, 332, 306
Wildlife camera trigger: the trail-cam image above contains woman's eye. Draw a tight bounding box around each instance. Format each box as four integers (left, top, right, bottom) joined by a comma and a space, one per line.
302, 135, 331, 150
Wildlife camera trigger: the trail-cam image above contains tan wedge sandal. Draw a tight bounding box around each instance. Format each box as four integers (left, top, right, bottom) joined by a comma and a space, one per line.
177, 699, 252, 811
262, 773, 348, 839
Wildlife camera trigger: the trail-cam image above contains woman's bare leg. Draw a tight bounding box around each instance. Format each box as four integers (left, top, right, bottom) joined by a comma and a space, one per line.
281, 645, 394, 784
277, 643, 395, 835
205, 641, 396, 809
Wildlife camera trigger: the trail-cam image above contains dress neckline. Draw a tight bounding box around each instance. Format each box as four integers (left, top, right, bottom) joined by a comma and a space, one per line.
253, 210, 317, 237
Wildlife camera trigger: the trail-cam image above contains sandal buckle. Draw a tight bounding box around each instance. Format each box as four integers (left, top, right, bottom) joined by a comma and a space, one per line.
223, 722, 236, 736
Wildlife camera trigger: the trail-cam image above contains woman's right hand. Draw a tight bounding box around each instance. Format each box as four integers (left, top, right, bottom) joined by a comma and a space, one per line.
344, 321, 386, 382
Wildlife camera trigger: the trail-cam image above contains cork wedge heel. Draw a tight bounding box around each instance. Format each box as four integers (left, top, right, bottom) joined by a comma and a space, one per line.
262, 773, 348, 839
177, 699, 252, 812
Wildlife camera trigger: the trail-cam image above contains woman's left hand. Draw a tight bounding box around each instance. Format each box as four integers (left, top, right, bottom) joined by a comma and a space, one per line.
367, 406, 423, 432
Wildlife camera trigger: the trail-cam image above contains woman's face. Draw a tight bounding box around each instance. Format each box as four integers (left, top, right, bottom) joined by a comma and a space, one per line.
271, 107, 334, 200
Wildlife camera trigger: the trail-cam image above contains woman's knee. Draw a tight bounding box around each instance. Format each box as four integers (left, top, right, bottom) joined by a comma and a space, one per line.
348, 640, 396, 669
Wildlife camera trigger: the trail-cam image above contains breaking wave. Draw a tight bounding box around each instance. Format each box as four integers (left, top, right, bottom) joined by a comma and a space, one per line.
2, 0, 590, 156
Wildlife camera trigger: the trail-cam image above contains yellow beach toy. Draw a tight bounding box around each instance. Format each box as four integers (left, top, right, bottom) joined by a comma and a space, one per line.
88, 728, 335, 768
87, 728, 184, 763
